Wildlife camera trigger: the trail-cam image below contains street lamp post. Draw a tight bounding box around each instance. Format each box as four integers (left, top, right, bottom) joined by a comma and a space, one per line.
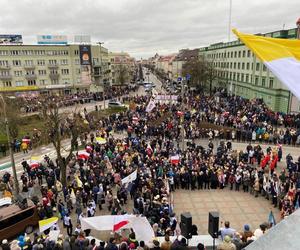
97, 42, 105, 109
0, 94, 19, 193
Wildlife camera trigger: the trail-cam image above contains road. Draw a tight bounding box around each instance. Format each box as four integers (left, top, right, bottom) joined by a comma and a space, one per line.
0, 69, 166, 180
2, 71, 297, 182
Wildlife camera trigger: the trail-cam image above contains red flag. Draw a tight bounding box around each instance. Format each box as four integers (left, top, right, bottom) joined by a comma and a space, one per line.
113, 220, 129, 231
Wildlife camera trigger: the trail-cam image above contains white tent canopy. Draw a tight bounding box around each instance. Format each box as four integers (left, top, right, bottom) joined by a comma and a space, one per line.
80, 215, 155, 244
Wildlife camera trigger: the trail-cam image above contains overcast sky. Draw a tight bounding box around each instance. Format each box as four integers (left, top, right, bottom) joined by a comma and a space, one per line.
0, 0, 299, 59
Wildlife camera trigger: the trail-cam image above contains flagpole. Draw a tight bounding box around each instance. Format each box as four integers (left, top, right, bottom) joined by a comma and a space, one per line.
228, 0, 232, 42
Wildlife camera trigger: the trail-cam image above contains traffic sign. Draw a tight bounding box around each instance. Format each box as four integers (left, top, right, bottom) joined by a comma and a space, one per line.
177, 77, 182, 82
186, 74, 191, 80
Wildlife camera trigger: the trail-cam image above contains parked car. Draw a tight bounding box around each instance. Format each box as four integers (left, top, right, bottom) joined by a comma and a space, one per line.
108, 100, 125, 108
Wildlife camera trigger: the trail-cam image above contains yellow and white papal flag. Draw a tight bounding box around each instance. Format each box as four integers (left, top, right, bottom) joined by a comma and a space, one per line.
39, 217, 59, 232
233, 29, 300, 100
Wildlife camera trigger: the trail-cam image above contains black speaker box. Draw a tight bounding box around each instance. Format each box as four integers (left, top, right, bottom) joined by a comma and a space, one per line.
208, 211, 219, 238
180, 212, 192, 239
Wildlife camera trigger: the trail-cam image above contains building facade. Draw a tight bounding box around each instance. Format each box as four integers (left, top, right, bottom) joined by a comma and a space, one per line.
108, 52, 136, 85
199, 28, 299, 113
0, 44, 134, 96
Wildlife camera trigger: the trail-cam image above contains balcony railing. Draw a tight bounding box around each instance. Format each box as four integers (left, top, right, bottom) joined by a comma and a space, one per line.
0, 65, 11, 70
0, 74, 12, 80
25, 74, 37, 80
48, 64, 59, 69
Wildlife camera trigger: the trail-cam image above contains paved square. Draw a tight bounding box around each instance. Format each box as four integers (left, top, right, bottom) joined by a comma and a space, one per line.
172, 189, 281, 235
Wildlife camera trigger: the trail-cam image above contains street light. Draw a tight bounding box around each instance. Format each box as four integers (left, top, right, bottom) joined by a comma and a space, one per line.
0, 94, 19, 193
97, 42, 105, 109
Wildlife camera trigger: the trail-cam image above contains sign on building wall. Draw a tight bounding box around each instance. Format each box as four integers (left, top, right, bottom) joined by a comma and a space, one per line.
37, 35, 68, 45
74, 35, 91, 44
79, 45, 92, 65
0, 35, 23, 44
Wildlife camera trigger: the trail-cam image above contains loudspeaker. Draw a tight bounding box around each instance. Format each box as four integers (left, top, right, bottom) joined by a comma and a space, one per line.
208, 211, 219, 238
180, 212, 192, 239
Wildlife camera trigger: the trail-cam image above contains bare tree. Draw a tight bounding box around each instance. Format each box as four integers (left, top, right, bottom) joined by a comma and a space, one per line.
182, 56, 217, 94
41, 102, 88, 186
0, 96, 20, 141
116, 64, 129, 85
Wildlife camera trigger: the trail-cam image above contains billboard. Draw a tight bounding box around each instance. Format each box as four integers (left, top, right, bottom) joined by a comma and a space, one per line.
0, 35, 23, 45
37, 35, 68, 45
79, 45, 92, 65
74, 35, 91, 44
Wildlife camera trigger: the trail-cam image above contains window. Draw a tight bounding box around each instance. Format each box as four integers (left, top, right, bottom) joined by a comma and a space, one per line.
76, 68, 81, 74
263, 65, 267, 71
247, 50, 251, 57
51, 79, 59, 85
28, 80, 36, 86
11, 50, 20, 55
234, 51, 237, 58
256, 63, 260, 71
49, 60, 57, 65
13, 60, 22, 66
15, 81, 23, 87
269, 78, 274, 88
238, 51, 241, 57
237, 73, 240, 81
255, 76, 259, 85
0, 50, 9, 56
241, 73, 244, 82
0, 60, 9, 66
61, 69, 69, 75
74, 50, 79, 55
245, 74, 249, 83
237, 63, 240, 69
234, 62, 236, 69
246, 62, 250, 70
75, 59, 80, 65
262, 77, 266, 87
14, 71, 23, 77
38, 70, 47, 75
39, 79, 46, 85
4, 81, 12, 87
242, 50, 246, 57
37, 60, 45, 66
241, 63, 245, 70
26, 70, 35, 75
1, 71, 10, 76
61, 59, 68, 65
25, 60, 34, 66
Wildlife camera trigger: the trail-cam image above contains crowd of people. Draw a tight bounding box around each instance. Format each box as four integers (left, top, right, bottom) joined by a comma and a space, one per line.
18, 85, 137, 113
0, 85, 300, 249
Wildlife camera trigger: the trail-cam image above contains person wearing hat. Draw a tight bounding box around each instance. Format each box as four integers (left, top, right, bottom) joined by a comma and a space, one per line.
217, 235, 236, 250
1, 239, 10, 250
152, 239, 161, 250
240, 224, 253, 243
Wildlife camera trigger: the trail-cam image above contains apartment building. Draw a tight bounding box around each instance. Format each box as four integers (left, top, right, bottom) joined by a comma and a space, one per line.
108, 52, 136, 85
0, 44, 112, 95
199, 28, 299, 113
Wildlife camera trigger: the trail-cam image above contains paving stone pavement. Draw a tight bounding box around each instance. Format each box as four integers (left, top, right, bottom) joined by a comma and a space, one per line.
172, 188, 281, 235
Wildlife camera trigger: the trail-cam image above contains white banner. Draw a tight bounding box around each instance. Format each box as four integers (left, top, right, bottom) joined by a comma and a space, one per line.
81, 215, 154, 243
146, 100, 156, 112
121, 170, 137, 185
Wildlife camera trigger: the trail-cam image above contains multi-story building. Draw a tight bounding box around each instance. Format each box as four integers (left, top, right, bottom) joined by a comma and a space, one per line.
199, 28, 299, 113
0, 44, 134, 95
171, 48, 199, 81
108, 52, 136, 85
155, 54, 177, 79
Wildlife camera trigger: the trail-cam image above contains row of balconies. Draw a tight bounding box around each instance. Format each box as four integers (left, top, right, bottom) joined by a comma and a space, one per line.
0, 64, 60, 70
0, 72, 60, 80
